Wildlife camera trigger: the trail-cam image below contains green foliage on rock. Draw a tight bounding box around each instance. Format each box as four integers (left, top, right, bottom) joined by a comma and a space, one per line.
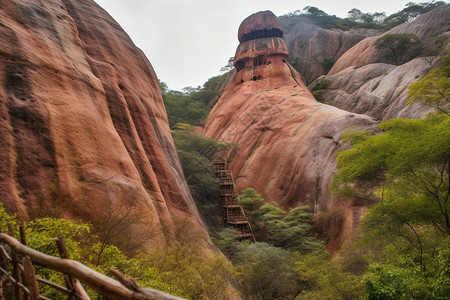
280, 8, 358, 31
408, 54, 450, 115
281, 2, 447, 34
310, 78, 331, 102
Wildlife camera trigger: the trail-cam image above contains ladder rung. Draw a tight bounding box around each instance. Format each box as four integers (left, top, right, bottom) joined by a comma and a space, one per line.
214, 159, 255, 242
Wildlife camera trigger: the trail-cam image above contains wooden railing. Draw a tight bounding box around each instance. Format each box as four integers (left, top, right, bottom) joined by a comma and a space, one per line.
0, 225, 183, 300
213, 160, 256, 242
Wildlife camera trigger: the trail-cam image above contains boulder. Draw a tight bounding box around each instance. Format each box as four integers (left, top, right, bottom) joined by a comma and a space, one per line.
313, 58, 437, 121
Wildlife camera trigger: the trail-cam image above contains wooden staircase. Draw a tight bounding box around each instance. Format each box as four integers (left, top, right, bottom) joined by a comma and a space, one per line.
213, 160, 256, 242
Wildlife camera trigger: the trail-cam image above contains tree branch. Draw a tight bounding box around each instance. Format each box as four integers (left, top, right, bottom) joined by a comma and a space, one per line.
0, 234, 184, 300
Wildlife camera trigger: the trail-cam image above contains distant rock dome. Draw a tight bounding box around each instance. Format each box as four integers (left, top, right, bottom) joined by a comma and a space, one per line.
237, 10, 283, 43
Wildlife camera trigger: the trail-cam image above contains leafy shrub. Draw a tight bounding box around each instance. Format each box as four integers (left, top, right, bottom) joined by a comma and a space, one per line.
311, 79, 330, 102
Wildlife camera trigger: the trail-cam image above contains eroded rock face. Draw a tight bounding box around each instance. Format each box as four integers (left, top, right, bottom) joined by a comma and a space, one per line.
329, 5, 450, 75
281, 16, 382, 84
203, 11, 378, 249
312, 58, 437, 121
0, 0, 206, 247
311, 5, 450, 121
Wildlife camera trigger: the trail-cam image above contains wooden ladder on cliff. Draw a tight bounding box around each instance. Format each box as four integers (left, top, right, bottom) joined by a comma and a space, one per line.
213, 160, 256, 242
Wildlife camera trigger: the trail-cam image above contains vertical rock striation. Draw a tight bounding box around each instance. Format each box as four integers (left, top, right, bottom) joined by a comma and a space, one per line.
281, 15, 382, 84
0, 0, 206, 247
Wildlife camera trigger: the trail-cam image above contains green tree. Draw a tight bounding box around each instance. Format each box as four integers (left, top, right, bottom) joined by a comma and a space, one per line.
212, 228, 241, 258
347, 8, 382, 25
408, 54, 450, 115
235, 242, 300, 300
161, 75, 226, 128
220, 57, 234, 74
372, 12, 387, 24
247, 201, 324, 253
382, 1, 446, 28
303, 6, 327, 16
336, 114, 450, 232
161, 85, 207, 128
238, 188, 264, 211
347, 8, 364, 22
144, 239, 236, 299
334, 112, 450, 298
172, 130, 230, 223
374, 33, 420, 65
294, 250, 365, 300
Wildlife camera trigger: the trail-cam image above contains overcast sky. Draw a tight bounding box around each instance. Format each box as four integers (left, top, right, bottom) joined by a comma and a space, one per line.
94, 0, 414, 91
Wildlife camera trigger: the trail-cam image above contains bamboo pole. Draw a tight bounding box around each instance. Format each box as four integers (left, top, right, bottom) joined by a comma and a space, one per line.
21, 257, 39, 300
8, 223, 23, 300
56, 237, 89, 300
19, 226, 27, 246
0, 246, 8, 300
0, 267, 30, 296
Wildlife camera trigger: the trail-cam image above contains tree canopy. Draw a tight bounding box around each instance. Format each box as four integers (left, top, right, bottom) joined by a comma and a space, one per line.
374, 33, 420, 65
333, 76, 450, 297
161, 74, 225, 128
281, 1, 447, 32
383, 1, 447, 28
408, 54, 450, 115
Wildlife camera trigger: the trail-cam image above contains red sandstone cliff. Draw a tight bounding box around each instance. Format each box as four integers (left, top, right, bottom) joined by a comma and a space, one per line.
203, 11, 378, 249
0, 0, 207, 247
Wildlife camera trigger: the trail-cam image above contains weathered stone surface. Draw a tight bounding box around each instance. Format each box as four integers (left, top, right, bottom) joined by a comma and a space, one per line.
310, 5, 450, 121
238, 10, 284, 43
281, 16, 382, 83
312, 58, 437, 121
204, 11, 378, 249
329, 5, 450, 75
0, 0, 206, 247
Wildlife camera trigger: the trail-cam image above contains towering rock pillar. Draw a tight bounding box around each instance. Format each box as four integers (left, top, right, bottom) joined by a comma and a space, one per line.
204, 11, 378, 250
234, 12, 291, 84
229, 11, 307, 89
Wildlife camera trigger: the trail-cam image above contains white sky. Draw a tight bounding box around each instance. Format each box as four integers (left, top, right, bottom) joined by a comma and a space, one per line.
94, 0, 414, 90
